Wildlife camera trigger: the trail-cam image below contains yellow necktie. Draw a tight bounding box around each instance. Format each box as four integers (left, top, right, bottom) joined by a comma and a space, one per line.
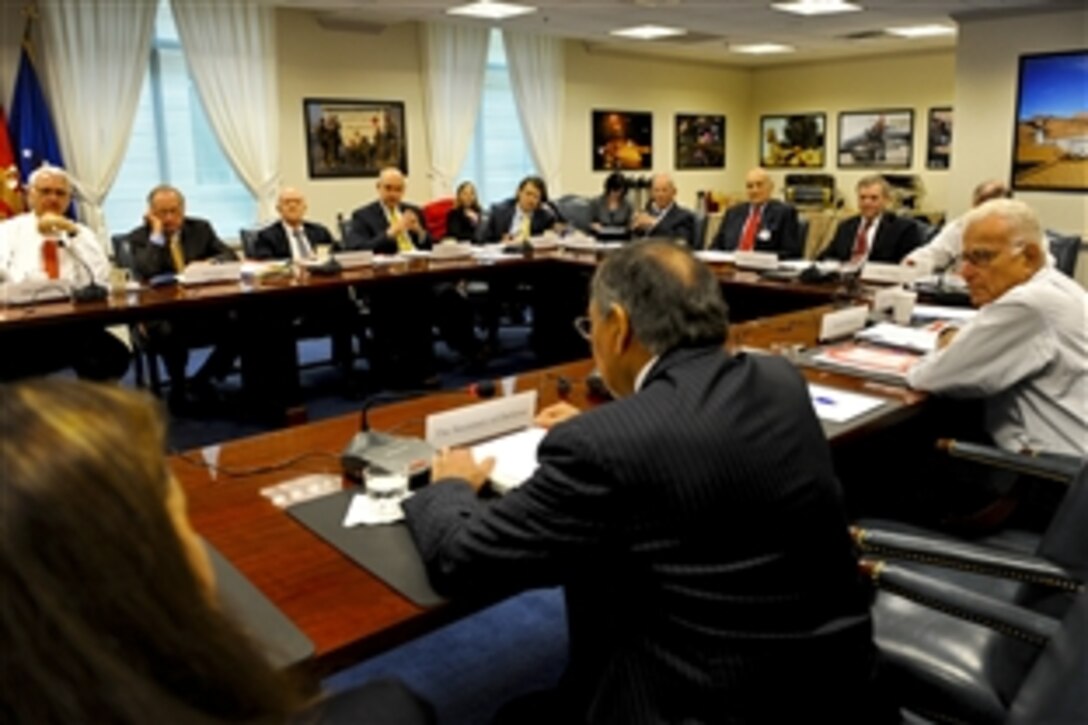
518, 213, 531, 242
169, 233, 186, 272
391, 208, 414, 252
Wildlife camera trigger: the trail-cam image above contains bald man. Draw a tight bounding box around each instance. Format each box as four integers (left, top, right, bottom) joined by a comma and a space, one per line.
710, 168, 802, 258
631, 173, 696, 247
252, 187, 336, 261
344, 168, 431, 253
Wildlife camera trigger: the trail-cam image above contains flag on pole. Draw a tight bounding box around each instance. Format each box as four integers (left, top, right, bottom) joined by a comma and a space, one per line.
9, 21, 65, 183
0, 106, 25, 219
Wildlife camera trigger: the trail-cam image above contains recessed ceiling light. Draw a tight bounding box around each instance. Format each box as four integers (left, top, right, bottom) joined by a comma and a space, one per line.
886, 24, 957, 38
772, 1, 862, 16
446, 1, 537, 20
730, 43, 795, 54
610, 25, 687, 40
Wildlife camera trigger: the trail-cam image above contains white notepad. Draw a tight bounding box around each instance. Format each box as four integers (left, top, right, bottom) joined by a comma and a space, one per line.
470, 426, 548, 495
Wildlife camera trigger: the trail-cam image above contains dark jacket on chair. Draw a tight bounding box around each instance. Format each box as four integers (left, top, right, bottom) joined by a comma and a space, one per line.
481, 199, 558, 243
633, 203, 697, 247
711, 199, 802, 259
344, 200, 431, 254
819, 212, 923, 263
445, 207, 483, 242
128, 217, 236, 281
251, 221, 336, 260
404, 346, 879, 724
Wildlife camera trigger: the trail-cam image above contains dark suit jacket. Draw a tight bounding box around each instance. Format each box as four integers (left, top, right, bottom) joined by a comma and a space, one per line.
634, 203, 696, 247
404, 347, 878, 723
445, 206, 482, 242
481, 199, 558, 243
251, 221, 335, 261
711, 199, 802, 259
819, 212, 923, 263
128, 217, 236, 281
344, 200, 431, 254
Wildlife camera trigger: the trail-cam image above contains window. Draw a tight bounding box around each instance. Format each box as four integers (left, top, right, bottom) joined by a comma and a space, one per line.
103, 1, 255, 240
457, 29, 535, 207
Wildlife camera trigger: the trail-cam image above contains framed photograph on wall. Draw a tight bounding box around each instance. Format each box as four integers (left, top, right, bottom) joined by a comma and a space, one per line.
837, 109, 914, 169
303, 98, 407, 179
675, 114, 725, 169
927, 107, 953, 170
759, 113, 825, 168
592, 110, 653, 170
1011, 49, 1088, 192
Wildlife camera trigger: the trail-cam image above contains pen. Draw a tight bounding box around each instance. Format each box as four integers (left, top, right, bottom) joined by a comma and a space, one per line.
814, 396, 836, 406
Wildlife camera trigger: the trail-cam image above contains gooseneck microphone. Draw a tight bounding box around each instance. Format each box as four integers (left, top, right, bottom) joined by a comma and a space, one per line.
58, 234, 108, 303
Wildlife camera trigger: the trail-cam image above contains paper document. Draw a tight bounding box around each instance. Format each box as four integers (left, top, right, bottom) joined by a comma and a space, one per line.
855, 322, 943, 354
811, 342, 921, 381
694, 250, 735, 264
912, 304, 978, 323
470, 426, 548, 495
808, 384, 886, 423
342, 491, 409, 527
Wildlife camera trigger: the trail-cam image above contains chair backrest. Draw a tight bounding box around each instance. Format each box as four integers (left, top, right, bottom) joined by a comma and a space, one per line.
796, 216, 810, 255
421, 197, 454, 240
555, 194, 592, 233
1045, 230, 1081, 277
337, 213, 351, 243
1036, 462, 1088, 579
692, 212, 708, 250
238, 228, 260, 259
110, 233, 134, 271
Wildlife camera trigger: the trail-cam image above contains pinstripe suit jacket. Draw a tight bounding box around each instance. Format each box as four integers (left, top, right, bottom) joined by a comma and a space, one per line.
404, 346, 878, 723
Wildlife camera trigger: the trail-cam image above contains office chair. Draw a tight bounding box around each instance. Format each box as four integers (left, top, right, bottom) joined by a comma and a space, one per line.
860, 559, 1087, 725
555, 194, 593, 233
238, 227, 260, 259
1045, 229, 1081, 277
421, 197, 454, 240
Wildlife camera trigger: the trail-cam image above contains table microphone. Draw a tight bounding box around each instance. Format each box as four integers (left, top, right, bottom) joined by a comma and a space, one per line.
58, 235, 108, 302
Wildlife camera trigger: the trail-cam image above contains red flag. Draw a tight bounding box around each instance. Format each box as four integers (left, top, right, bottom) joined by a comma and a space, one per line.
0, 105, 25, 220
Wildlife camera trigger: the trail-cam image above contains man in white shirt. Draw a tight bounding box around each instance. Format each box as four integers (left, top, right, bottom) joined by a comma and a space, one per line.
0, 166, 129, 380
907, 199, 1087, 456
903, 179, 1011, 274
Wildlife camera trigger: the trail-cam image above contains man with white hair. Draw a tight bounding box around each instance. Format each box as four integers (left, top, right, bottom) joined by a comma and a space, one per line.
710, 167, 802, 258
902, 179, 1012, 274
0, 166, 129, 380
631, 173, 696, 246
908, 198, 1087, 456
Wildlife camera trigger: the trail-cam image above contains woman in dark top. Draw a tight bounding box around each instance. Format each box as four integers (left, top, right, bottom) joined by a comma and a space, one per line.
445, 181, 483, 242
0, 379, 433, 725
588, 171, 633, 235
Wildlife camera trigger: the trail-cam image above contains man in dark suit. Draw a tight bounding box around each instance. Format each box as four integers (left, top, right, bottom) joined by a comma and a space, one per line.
251, 187, 335, 260
711, 167, 802, 258
404, 241, 885, 724
344, 168, 431, 254
481, 175, 558, 244
631, 173, 697, 246
127, 185, 240, 411
819, 175, 923, 264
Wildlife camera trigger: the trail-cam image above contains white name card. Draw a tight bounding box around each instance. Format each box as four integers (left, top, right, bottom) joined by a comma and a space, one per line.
819, 305, 869, 342
332, 250, 375, 268
734, 250, 779, 270
425, 391, 538, 449
861, 262, 922, 285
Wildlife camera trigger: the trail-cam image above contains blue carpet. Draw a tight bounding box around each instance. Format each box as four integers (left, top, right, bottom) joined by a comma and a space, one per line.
324, 588, 568, 725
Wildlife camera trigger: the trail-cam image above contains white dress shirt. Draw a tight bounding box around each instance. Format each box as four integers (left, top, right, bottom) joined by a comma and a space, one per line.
907, 267, 1088, 455
904, 216, 963, 274
0, 212, 110, 285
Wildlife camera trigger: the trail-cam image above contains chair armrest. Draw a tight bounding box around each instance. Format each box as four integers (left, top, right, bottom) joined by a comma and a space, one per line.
860, 559, 1060, 646
938, 439, 1083, 484
851, 526, 1083, 592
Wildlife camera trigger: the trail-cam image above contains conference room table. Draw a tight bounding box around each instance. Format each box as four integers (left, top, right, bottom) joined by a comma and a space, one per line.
171, 304, 928, 677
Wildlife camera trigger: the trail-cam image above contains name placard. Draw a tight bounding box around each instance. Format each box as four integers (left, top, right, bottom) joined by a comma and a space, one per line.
819, 305, 869, 342
861, 262, 922, 285
425, 391, 537, 449
734, 250, 779, 270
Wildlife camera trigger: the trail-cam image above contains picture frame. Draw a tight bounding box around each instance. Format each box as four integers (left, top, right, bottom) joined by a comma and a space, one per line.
926, 107, 953, 170
1011, 49, 1088, 193
675, 114, 725, 169
837, 109, 914, 169
759, 113, 825, 168
303, 98, 407, 179
592, 110, 653, 171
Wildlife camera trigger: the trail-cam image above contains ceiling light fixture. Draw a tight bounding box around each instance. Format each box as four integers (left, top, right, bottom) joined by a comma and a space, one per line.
730, 43, 795, 54
771, 1, 862, 17
610, 25, 687, 40
446, 1, 537, 20
886, 24, 957, 38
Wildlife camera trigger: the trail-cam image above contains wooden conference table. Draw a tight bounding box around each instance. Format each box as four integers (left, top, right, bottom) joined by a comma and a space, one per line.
171, 304, 927, 677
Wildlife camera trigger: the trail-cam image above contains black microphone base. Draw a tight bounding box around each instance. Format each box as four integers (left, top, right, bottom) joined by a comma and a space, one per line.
341, 430, 435, 486
71, 284, 109, 303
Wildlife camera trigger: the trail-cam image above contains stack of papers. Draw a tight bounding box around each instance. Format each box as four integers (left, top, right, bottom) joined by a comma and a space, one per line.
0, 280, 71, 305
470, 426, 547, 495
178, 261, 243, 285
694, 250, 735, 264
332, 250, 375, 268
912, 304, 977, 323
807, 384, 886, 423
810, 342, 922, 382
855, 322, 942, 354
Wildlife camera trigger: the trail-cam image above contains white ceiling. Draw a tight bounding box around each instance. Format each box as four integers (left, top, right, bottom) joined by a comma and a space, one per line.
277, 0, 1081, 66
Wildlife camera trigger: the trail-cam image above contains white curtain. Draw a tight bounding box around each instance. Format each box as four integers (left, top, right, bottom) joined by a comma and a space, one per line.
35, 0, 155, 243
502, 30, 565, 195
170, 0, 279, 221
0, 2, 26, 108
420, 22, 488, 199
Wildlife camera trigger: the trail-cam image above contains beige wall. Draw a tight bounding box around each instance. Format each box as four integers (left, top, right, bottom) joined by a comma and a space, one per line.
949, 8, 1088, 235
750, 51, 956, 214
562, 44, 753, 208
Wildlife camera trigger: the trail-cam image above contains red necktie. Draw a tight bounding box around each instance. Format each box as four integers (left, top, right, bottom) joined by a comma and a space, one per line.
738, 205, 762, 251
42, 239, 60, 279
851, 219, 872, 262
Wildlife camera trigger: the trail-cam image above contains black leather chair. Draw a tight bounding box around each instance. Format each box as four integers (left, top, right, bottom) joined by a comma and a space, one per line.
861, 560, 1087, 725
555, 194, 592, 233
239, 227, 260, 259
111, 233, 163, 394
1045, 229, 1082, 277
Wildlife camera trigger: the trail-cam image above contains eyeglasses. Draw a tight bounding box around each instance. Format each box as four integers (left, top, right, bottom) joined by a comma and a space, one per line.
962, 244, 1023, 268
573, 316, 592, 341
